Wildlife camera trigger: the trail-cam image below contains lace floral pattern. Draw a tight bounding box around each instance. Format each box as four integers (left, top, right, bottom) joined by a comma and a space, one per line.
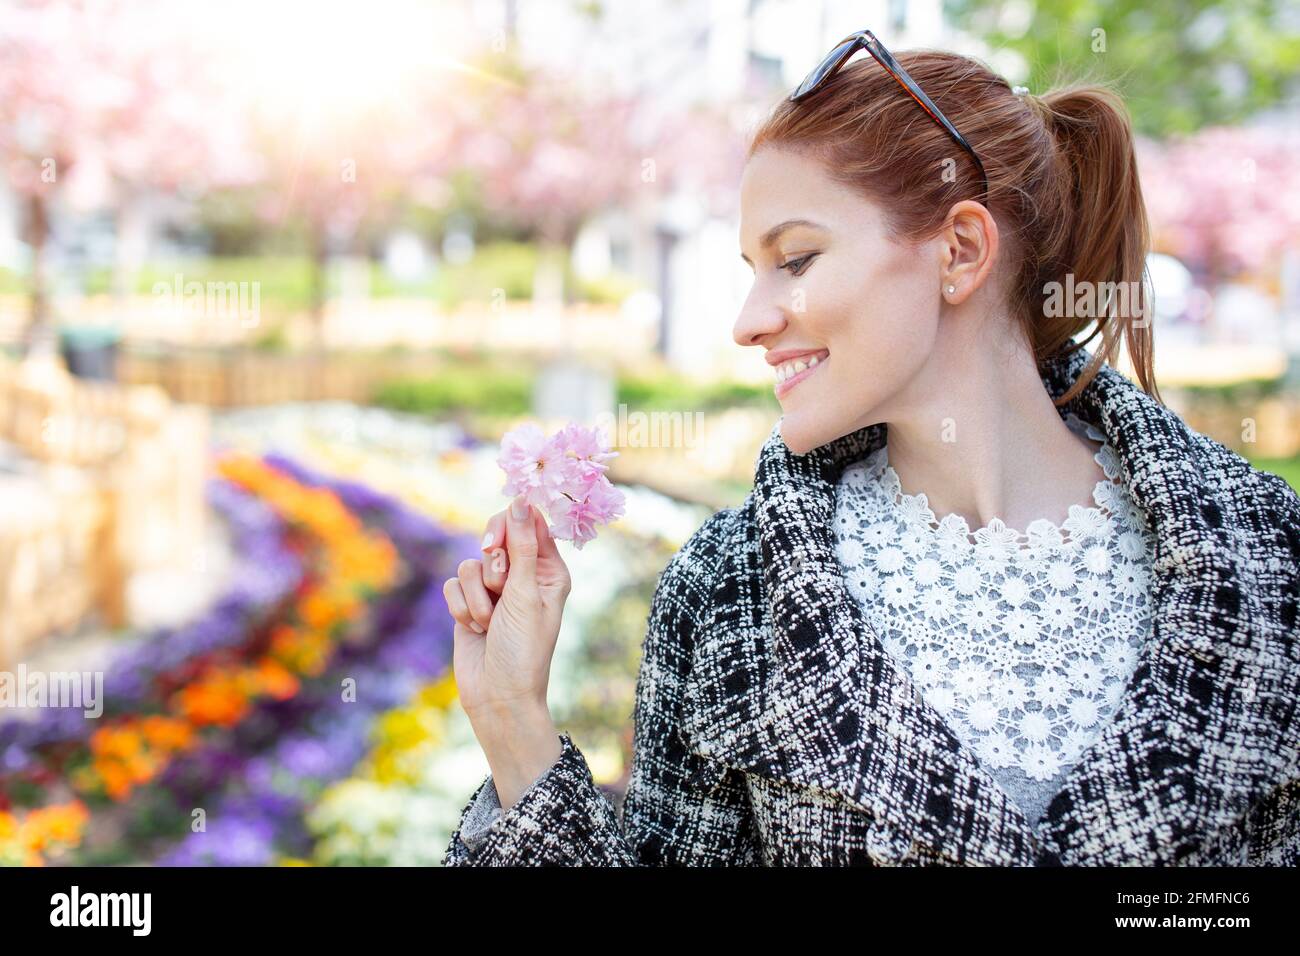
832, 413, 1158, 808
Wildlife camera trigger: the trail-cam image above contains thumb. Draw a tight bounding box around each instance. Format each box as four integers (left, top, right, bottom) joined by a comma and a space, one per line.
504, 495, 538, 591
533, 506, 562, 564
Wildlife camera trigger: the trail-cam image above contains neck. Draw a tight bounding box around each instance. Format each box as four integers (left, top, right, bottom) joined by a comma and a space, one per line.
880, 332, 1106, 534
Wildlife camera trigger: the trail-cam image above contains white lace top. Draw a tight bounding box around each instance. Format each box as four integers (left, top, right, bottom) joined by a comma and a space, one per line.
832, 413, 1158, 832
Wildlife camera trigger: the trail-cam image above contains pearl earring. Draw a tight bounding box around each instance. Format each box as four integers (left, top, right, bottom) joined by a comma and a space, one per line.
946, 284, 956, 294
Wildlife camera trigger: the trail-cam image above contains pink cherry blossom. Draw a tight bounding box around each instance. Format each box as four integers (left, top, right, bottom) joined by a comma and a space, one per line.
546, 477, 627, 550
497, 421, 626, 549
497, 423, 567, 503
553, 421, 618, 483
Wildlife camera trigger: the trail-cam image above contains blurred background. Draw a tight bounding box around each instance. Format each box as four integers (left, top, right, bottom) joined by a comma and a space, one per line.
0, 0, 1297, 866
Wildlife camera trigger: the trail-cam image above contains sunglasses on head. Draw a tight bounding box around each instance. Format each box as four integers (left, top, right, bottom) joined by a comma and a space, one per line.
791, 29, 990, 203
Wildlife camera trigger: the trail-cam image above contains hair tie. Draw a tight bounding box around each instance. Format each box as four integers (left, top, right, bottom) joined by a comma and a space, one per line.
1012, 85, 1030, 97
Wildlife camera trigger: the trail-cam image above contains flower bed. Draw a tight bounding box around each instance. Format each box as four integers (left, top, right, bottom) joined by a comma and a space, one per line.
0, 449, 478, 865
150, 456, 472, 865
3, 403, 717, 866
205, 404, 714, 865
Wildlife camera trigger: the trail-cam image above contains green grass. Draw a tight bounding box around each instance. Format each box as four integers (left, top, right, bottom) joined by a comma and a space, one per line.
5, 242, 642, 309
372, 361, 780, 419
86, 257, 314, 305
616, 371, 779, 413
1247, 455, 1300, 495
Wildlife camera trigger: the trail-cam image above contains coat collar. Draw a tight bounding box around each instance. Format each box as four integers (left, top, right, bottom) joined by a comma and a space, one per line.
681, 344, 1298, 866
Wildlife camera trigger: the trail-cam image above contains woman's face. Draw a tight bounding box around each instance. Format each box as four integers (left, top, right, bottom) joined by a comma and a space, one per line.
735, 146, 945, 455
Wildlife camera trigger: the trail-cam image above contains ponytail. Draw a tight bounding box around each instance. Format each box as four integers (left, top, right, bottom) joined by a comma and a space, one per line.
1035, 85, 1160, 406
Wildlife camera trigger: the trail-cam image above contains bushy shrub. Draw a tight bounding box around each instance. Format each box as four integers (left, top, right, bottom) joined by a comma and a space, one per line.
371, 363, 532, 416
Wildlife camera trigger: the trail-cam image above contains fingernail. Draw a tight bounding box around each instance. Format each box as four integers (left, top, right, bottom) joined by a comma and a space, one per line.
470, 621, 485, 634
510, 496, 528, 521
491, 549, 506, 574
481, 532, 494, 550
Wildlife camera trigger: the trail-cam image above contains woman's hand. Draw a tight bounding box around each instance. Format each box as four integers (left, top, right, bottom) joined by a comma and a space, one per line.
443, 496, 572, 728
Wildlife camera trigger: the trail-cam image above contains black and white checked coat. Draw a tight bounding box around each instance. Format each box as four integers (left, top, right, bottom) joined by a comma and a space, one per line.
442, 345, 1300, 866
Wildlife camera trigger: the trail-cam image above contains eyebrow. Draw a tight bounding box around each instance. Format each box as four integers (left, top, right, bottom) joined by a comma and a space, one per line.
740, 218, 828, 265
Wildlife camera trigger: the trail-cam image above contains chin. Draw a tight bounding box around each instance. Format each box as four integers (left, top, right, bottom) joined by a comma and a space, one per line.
778, 417, 826, 457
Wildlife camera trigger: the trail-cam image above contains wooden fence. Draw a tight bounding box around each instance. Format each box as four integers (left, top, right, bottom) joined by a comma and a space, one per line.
0, 355, 207, 668
118, 349, 446, 407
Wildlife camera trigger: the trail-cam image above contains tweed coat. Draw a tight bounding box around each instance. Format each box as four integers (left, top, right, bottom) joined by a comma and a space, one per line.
442, 344, 1300, 866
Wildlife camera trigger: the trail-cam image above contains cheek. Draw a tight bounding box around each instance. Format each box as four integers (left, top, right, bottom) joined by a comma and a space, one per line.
835, 256, 937, 371
804, 261, 936, 431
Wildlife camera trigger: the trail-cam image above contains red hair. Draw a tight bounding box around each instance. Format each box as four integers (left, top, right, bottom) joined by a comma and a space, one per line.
747, 50, 1160, 407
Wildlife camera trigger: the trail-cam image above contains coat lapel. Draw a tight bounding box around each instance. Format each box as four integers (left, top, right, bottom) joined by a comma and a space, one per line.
680, 344, 1297, 866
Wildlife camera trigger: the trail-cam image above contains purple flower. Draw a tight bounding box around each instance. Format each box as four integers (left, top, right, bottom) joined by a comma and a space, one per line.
157, 814, 277, 867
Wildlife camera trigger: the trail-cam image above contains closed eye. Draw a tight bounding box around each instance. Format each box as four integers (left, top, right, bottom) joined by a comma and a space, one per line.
781, 253, 817, 276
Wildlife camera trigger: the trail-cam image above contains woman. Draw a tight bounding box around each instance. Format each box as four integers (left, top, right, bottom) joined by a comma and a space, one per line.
439, 36, 1300, 866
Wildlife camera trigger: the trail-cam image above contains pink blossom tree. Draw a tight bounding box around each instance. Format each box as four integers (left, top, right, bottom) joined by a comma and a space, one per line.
0, 0, 116, 349
246, 94, 455, 348
440, 56, 655, 305
0, 0, 258, 351
437, 49, 747, 362
1138, 126, 1300, 284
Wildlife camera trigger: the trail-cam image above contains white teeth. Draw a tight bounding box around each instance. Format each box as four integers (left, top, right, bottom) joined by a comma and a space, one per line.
774, 354, 825, 384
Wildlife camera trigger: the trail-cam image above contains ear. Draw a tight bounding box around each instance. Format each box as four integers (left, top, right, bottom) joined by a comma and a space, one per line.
938, 200, 999, 304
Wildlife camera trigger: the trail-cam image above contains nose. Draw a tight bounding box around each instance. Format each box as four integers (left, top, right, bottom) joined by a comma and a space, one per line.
732, 285, 788, 349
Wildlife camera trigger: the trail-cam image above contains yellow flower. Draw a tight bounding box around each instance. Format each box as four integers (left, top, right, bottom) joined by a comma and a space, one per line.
374, 708, 435, 752
420, 674, 460, 710
24, 802, 90, 848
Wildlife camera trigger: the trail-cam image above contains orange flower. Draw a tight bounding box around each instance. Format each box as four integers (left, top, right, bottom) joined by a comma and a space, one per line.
90, 725, 143, 762
124, 751, 159, 785
251, 658, 300, 701
0, 801, 90, 864
173, 672, 251, 727
93, 760, 134, 801
336, 537, 398, 587
139, 715, 195, 753
25, 802, 90, 846
269, 628, 331, 677
300, 589, 342, 631
269, 623, 300, 653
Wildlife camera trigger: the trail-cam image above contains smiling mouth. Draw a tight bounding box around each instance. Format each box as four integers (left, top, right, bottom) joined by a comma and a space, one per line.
773, 352, 828, 398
